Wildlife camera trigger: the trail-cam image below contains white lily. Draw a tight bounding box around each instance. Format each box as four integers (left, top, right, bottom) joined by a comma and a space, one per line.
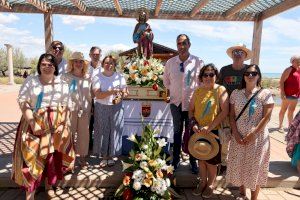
121, 161, 133, 171
127, 134, 138, 143
157, 138, 167, 147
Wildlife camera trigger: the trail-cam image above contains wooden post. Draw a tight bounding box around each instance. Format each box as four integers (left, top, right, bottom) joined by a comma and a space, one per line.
44, 11, 53, 52
4, 44, 14, 85
251, 18, 263, 65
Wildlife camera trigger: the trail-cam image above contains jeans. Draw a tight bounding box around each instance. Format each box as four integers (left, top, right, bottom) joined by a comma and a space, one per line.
170, 103, 196, 167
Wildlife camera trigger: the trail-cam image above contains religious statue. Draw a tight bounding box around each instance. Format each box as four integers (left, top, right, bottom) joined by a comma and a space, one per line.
133, 8, 154, 59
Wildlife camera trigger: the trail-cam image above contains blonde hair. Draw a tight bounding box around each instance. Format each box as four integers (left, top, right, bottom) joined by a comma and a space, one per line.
67, 59, 89, 77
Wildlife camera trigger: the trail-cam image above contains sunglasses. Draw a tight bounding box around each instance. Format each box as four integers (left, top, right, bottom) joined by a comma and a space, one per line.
233, 50, 245, 56
244, 71, 258, 77
179, 62, 184, 72
52, 46, 64, 51
203, 73, 215, 78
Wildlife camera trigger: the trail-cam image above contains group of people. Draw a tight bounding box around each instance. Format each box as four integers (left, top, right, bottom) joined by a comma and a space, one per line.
12, 41, 128, 200
11, 34, 300, 200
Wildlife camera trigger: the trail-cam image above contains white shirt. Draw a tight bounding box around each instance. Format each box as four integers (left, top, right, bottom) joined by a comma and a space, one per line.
163, 54, 203, 111
18, 75, 72, 109
92, 72, 127, 105
88, 62, 102, 79
58, 58, 68, 75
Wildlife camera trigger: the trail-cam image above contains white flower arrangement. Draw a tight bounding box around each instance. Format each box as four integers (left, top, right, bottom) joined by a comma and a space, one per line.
116, 54, 165, 90
115, 125, 174, 200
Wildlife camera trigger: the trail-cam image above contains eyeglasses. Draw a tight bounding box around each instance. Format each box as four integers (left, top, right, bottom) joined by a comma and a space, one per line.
179, 62, 184, 72
52, 46, 64, 51
244, 71, 258, 77
203, 73, 215, 78
41, 63, 54, 68
233, 50, 245, 56
177, 41, 189, 46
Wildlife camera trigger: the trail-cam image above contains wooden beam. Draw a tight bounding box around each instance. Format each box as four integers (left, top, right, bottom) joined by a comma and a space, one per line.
251, 18, 263, 65
155, 0, 163, 17
224, 0, 255, 18
70, 0, 86, 12
0, 0, 11, 10
44, 11, 53, 52
260, 0, 300, 20
190, 0, 210, 18
26, 0, 49, 12
113, 0, 122, 16
0, 4, 256, 21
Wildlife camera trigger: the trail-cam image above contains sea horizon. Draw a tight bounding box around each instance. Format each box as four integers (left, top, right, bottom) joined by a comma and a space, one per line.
262, 73, 281, 79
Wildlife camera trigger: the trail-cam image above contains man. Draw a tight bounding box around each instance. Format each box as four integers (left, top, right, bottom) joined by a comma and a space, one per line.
219, 43, 253, 95
88, 46, 102, 151
163, 34, 204, 174
218, 43, 253, 174
88, 46, 102, 78
50, 41, 67, 74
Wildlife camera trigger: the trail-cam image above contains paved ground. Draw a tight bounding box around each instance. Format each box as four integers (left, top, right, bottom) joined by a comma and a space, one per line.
0, 84, 299, 199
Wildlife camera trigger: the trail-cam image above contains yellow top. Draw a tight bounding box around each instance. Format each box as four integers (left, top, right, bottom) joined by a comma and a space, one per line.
194, 85, 224, 129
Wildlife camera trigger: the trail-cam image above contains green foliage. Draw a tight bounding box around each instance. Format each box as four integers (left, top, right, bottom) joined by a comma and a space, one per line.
63, 46, 73, 61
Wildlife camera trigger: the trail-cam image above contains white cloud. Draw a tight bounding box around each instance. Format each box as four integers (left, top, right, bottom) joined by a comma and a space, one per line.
265, 16, 300, 41
60, 16, 96, 31
0, 13, 19, 24
0, 24, 44, 58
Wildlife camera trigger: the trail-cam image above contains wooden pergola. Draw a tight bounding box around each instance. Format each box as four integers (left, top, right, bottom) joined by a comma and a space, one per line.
1, 0, 300, 65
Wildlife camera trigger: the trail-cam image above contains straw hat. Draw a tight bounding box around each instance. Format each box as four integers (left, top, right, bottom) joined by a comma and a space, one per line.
226, 43, 253, 61
188, 132, 219, 160
69, 52, 89, 65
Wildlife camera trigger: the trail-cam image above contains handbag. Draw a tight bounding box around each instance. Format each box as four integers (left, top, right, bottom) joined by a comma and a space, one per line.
214, 87, 231, 144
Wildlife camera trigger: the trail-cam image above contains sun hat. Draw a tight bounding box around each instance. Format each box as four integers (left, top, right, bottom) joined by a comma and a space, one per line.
188, 132, 219, 160
290, 55, 300, 63
226, 43, 253, 61
69, 52, 86, 61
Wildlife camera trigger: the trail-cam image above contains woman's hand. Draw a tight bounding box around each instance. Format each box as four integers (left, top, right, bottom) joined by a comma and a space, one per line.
280, 92, 286, 100
199, 126, 209, 135
234, 134, 245, 145
243, 132, 256, 144
192, 125, 200, 133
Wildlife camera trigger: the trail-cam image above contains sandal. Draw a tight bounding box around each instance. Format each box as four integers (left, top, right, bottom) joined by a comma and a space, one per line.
278, 128, 285, 133
107, 159, 115, 167
192, 177, 206, 196
202, 185, 214, 198
99, 159, 107, 167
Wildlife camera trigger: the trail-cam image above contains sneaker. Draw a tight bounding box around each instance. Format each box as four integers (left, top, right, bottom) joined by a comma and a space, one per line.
202, 185, 213, 198
99, 159, 107, 167
107, 159, 115, 167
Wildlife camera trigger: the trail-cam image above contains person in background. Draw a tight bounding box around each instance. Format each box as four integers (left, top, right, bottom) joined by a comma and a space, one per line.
49, 40, 68, 74
12, 53, 75, 200
63, 52, 92, 167
189, 63, 229, 198
163, 34, 204, 174
226, 64, 274, 200
286, 111, 300, 174
88, 46, 102, 151
92, 55, 128, 167
278, 55, 300, 133
217, 43, 253, 174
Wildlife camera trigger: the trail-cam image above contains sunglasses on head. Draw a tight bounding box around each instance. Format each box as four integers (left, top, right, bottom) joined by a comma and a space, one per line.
52, 46, 64, 51
179, 62, 184, 72
203, 72, 215, 78
244, 71, 258, 77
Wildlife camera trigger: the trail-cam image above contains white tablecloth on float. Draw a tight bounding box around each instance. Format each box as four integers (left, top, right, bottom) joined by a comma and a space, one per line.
123, 100, 174, 143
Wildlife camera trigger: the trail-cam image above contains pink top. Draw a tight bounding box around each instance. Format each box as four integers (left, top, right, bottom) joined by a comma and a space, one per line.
163, 54, 203, 111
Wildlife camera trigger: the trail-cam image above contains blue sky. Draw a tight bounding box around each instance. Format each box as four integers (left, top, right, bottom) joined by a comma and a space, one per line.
0, 6, 300, 73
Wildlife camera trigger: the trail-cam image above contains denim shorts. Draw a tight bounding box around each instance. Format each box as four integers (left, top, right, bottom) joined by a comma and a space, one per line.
286, 96, 299, 100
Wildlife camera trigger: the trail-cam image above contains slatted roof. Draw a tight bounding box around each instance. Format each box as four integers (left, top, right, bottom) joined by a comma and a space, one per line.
0, 0, 300, 21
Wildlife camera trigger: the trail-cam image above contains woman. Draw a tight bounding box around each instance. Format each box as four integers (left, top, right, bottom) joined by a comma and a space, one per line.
189, 63, 229, 198
286, 111, 300, 174
226, 64, 274, 200
12, 53, 75, 200
92, 55, 128, 167
63, 52, 92, 167
278, 55, 300, 133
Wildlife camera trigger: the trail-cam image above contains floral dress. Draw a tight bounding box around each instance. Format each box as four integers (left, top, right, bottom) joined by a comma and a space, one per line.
226, 88, 274, 190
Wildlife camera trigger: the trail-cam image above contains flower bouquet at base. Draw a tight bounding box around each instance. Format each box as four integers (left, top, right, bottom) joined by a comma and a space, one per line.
114, 125, 179, 200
